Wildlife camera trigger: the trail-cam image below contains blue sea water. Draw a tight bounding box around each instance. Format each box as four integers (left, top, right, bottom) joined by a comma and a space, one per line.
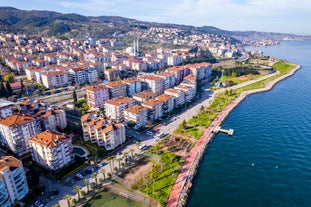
187, 41, 311, 207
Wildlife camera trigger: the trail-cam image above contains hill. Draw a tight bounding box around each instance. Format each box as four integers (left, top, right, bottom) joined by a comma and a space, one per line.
0, 6, 309, 42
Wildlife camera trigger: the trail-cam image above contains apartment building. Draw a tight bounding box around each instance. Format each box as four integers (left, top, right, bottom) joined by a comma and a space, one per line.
81, 114, 126, 150
104, 97, 136, 121
124, 104, 148, 127
165, 88, 186, 108
86, 84, 109, 108
167, 55, 183, 66
133, 90, 156, 102
0, 156, 29, 205
29, 130, 74, 171
122, 78, 142, 97
41, 71, 69, 89
174, 85, 196, 103
41, 109, 67, 131
142, 99, 163, 121
155, 94, 175, 113
155, 72, 175, 90
0, 115, 41, 156
0, 99, 15, 119
105, 81, 127, 99
186, 62, 212, 81
0, 176, 11, 207
104, 68, 120, 81
139, 75, 164, 95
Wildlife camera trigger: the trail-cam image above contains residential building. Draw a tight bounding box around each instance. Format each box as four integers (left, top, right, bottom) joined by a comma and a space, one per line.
0, 115, 41, 156
0, 100, 15, 119
122, 78, 142, 97
0, 156, 29, 204
139, 75, 164, 95
133, 91, 156, 102
175, 85, 196, 102
104, 97, 136, 121
167, 55, 183, 66
29, 130, 74, 171
142, 99, 163, 121
0, 176, 11, 207
165, 88, 186, 108
155, 72, 175, 90
41, 109, 67, 131
41, 71, 69, 89
124, 104, 148, 127
104, 68, 120, 81
86, 84, 109, 108
105, 81, 127, 99
155, 94, 175, 113
80, 114, 126, 150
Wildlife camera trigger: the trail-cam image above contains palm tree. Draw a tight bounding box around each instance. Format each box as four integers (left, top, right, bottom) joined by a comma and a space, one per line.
100, 168, 106, 180
135, 141, 141, 151
92, 172, 98, 186
63, 194, 71, 207
107, 156, 115, 174
52, 204, 60, 207
129, 148, 135, 159
73, 185, 82, 201
123, 152, 129, 165
116, 157, 122, 169
84, 179, 89, 193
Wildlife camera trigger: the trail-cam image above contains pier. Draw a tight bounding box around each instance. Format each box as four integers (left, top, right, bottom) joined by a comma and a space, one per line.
213, 126, 234, 136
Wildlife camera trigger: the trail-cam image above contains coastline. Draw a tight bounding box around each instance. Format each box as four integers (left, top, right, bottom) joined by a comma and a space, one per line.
166, 63, 301, 207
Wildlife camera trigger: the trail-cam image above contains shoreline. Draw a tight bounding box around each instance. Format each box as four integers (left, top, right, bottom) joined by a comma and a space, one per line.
166, 63, 301, 207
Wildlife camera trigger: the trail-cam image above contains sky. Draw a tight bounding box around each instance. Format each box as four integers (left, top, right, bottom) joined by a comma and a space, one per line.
1, 0, 311, 35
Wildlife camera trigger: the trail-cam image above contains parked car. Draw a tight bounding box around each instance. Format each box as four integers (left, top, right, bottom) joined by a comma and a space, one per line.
146, 131, 153, 136
35, 200, 44, 207
76, 173, 83, 179
100, 162, 107, 167
139, 144, 147, 150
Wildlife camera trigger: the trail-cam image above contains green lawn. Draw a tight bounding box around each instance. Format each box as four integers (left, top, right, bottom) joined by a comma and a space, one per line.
83, 191, 145, 207
138, 150, 184, 206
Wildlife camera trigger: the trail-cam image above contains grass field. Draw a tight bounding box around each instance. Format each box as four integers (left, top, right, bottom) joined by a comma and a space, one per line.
83, 191, 145, 207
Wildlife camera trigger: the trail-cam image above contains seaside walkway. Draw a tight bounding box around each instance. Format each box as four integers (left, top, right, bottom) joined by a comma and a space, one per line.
166, 64, 301, 207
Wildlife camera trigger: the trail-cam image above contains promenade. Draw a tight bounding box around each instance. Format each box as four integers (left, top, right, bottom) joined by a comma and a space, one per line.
166, 64, 301, 207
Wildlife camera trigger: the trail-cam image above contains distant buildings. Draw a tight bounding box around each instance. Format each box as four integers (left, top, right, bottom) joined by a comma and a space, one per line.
0, 156, 29, 205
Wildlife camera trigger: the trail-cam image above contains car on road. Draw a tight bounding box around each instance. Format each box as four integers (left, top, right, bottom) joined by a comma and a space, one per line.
35, 200, 44, 207
146, 131, 153, 136
100, 162, 107, 167
76, 173, 84, 179
139, 144, 147, 150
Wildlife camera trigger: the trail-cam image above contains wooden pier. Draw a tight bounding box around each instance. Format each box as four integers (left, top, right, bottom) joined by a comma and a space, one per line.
213, 126, 234, 136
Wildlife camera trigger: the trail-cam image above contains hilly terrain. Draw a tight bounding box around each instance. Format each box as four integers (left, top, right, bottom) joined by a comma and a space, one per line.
0, 6, 310, 42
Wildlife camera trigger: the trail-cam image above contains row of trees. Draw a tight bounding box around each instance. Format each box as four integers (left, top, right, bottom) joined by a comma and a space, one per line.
61, 142, 143, 206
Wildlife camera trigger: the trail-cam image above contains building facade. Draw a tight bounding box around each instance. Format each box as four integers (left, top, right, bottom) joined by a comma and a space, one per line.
0, 156, 29, 205
86, 84, 109, 108
29, 130, 74, 171
0, 115, 41, 156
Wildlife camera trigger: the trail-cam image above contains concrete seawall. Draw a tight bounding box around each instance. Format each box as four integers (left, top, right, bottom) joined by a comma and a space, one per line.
166, 64, 301, 207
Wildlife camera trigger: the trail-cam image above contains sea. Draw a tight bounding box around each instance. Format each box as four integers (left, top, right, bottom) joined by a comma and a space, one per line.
186, 41, 311, 207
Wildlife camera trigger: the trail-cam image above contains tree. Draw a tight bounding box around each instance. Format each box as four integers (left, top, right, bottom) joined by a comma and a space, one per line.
116, 157, 122, 169
135, 141, 141, 151
81, 190, 86, 198
107, 156, 114, 174
92, 173, 98, 186
73, 90, 78, 103
5, 81, 12, 97
20, 79, 24, 94
129, 148, 135, 159
71, 198, 77, 206
73, 185, 81, 201
3, 74, 14, 83
123, 152, 129, 165
100, 168, 106, 180
63, 194, 71, 207
84, 179, 89, 193
0, 82, 6, 98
